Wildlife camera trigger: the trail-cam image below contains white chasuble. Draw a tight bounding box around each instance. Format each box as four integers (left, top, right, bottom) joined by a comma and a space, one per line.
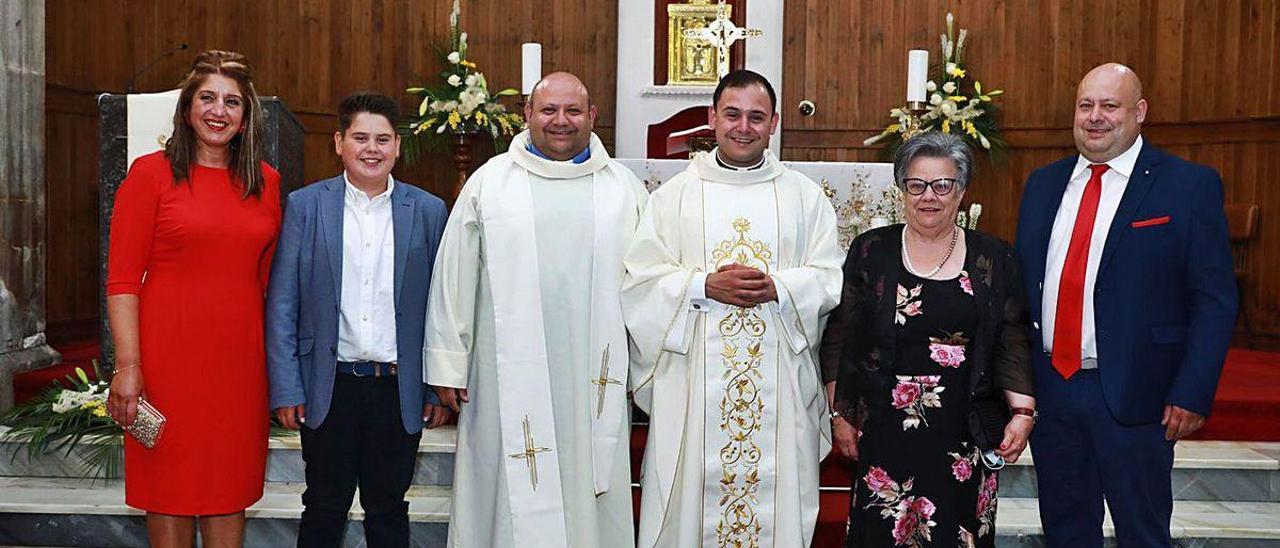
425, 130, 645, 548
623, 150, 844, 548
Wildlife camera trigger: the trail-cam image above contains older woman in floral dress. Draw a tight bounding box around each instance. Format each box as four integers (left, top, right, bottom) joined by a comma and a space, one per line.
822, 132, 1036, 547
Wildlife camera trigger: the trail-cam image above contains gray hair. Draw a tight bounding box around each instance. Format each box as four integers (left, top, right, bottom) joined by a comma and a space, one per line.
893, 131, 974, 191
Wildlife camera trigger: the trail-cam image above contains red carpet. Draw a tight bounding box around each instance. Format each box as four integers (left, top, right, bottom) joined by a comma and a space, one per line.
1188, 348, 1280, 441
12, 342, 1279, 547
11, 339, 100, 404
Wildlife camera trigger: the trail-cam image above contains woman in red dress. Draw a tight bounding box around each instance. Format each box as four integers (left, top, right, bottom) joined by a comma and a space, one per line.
106, 50, 281, 547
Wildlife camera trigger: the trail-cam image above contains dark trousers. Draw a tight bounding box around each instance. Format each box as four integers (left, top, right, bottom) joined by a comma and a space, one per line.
297, 374, 421, 548
1030, 369, 1175, 548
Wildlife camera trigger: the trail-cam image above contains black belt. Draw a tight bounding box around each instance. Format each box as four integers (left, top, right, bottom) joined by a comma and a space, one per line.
337, 361, 398, 377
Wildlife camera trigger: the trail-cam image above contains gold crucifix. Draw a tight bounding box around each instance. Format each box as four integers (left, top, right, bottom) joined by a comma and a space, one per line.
681, 0, 763, 79
591, 345, 622, 418
507, 415, 552, 490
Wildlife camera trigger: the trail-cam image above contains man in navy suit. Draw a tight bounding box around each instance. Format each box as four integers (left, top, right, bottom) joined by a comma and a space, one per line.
266, 93, 450, 548
1015, 63, 1236, 547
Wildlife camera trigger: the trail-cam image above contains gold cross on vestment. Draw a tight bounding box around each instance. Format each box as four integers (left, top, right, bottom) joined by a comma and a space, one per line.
507, 415, 552, 490
591, 345, 622, 418
682, 0, 764, 78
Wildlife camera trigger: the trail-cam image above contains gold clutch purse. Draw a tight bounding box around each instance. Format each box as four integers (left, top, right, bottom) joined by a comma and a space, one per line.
124, 398, 167, 449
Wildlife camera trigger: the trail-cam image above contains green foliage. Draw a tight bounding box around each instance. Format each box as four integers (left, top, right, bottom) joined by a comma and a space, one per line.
400, 2, 524, 164
0, 362, 122, 481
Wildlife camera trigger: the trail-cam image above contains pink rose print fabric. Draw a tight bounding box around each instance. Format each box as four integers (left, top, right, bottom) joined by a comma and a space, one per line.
861, 467, 938, 547
892, 375, 944, 430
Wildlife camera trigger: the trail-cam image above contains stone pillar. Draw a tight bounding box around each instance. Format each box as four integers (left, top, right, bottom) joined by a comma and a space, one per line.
0, 1, 58, 410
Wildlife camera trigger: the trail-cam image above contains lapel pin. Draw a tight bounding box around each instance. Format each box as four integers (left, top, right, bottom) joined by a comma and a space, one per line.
1144, 169, 1150, 176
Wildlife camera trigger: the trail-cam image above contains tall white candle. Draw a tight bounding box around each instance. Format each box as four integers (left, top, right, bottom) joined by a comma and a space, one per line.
907, 49, 929, 103
521, 43, 542, 95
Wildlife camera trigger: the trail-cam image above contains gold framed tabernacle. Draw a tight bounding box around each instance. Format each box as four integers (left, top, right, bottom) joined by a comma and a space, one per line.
667, 1, 726, 86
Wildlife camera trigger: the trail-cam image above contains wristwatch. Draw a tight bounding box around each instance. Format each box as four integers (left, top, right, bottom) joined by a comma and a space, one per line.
1010, 407, 1038, 423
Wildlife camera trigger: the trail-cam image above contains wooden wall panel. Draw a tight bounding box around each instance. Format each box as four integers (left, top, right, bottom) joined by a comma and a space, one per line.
42, 0, 1280, 342
782, 0, 1280, 340
42, 0, 618, 329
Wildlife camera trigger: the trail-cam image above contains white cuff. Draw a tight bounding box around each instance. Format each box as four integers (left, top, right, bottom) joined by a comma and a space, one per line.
687, 272, 710, 311
663, 272, 709, 354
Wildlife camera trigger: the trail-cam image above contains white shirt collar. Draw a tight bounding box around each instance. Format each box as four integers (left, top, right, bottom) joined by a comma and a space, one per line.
342, 172, 395, 204
1071, 134, 1143, 180
714, 149, 767, 171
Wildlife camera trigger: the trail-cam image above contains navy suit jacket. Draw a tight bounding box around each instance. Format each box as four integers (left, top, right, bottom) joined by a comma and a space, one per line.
265, 176, 447, 434
1014, 141, 1237, 425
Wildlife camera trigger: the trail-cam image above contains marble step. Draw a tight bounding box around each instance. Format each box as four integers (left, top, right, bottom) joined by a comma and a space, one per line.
993, 497, 1280, 547
997, 441, 1280, 503
817, 440, 1280, 503
0, 425, 458, 486
0, 477, 448, 547
4, 425, 1277, 501
1, 477, 1278, 547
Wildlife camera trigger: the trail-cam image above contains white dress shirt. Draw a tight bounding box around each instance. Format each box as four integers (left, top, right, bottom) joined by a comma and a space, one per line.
336, 174, 398, 363
1041, 135, 1144, 358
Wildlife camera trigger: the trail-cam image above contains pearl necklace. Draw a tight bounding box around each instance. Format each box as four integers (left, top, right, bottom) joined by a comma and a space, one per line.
902, 225, 958, 279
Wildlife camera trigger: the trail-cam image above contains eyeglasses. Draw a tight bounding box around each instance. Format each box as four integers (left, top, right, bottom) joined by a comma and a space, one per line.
902, 177, 959, 196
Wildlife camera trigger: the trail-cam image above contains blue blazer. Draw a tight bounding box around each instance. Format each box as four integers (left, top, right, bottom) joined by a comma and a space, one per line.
1014, 141, 1237, 425
265, 176, 447, 434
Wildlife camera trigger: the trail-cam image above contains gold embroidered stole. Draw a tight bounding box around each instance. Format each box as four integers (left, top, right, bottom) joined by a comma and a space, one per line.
700, 179, 780, 548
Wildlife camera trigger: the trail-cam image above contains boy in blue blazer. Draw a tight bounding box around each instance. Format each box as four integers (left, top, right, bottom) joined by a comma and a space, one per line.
266, 93, 450, 548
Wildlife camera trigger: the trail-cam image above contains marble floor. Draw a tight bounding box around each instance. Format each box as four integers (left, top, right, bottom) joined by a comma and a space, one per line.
2, 428, 1279, 546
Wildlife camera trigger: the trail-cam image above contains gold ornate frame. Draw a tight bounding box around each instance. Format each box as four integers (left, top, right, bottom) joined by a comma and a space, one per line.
667, 1, 726, 86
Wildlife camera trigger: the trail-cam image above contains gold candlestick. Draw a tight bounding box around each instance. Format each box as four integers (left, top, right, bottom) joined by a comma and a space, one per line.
900, 100, 931, 140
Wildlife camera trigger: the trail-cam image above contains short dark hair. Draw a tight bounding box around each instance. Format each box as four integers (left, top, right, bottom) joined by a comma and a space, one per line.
893, 131, 975, 191
338, 92, 400, 133
713, 69, 776, 113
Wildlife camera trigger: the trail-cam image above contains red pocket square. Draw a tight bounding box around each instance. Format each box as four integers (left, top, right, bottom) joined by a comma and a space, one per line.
1132, 216, 1171, 228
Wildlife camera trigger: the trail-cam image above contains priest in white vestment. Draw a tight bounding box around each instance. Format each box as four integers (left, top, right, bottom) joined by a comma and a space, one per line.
424, 73, 646, 548
624, 70, 844, 548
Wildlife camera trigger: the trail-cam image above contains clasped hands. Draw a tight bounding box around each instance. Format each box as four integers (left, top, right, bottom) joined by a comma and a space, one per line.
706, 263, 777, 308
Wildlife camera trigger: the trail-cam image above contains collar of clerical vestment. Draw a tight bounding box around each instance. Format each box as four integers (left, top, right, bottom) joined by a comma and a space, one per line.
508, 129, 610, 179
695, 147, 785, 185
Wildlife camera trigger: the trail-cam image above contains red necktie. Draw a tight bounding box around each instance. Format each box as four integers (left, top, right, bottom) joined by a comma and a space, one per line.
1051, 163, 1109, 379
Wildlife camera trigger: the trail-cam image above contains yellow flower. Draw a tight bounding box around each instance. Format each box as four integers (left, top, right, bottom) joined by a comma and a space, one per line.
941, 120, 951, 133
81, 400, 109, 417
948, 95, 967, 103
448, 111, 462, 130
886, 123, 901, 133
414, 118, 437, 135
948, 66, 966, 78
460, 60, 477, 69
964, 121, 978, 138
475, 111, 489, 126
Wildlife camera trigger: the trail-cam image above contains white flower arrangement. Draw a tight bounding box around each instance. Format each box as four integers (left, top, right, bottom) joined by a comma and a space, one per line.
404, 0, 523, 153
865, 12, 1006, 155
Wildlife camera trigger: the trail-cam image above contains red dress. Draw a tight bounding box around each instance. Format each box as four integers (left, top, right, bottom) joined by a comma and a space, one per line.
106, 151, 281, 515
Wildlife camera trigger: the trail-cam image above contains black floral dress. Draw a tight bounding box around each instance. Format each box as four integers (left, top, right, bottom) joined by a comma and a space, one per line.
844, 267, 998, 547
820, 225, 1033, 548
